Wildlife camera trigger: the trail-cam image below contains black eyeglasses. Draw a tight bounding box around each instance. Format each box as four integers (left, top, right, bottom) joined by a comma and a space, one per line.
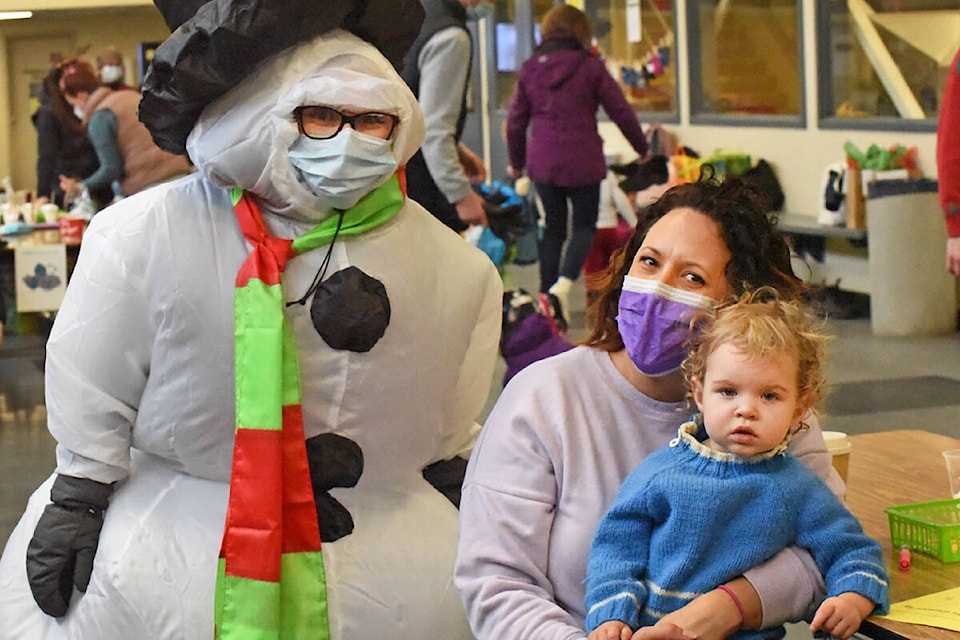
294, 106, 399, 141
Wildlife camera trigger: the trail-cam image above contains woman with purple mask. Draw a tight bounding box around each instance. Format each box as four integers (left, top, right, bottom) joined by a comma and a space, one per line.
456, 177, 846, 640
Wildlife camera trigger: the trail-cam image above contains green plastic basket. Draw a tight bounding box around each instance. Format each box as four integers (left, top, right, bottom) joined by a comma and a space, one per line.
885, 498, 960, 563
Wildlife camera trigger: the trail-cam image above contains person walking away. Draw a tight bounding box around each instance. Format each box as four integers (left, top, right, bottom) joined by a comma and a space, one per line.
400, 0, 492, 232
506, 5, 649, 314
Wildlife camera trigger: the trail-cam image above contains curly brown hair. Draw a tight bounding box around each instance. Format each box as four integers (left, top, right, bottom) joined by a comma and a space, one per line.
682, 287, 828, 412
584, 175, 803, 352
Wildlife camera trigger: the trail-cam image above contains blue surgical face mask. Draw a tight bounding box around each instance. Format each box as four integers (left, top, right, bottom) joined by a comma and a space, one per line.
616, 276, 715, 376
466, 1, 495, 21
288, 128, 399, 211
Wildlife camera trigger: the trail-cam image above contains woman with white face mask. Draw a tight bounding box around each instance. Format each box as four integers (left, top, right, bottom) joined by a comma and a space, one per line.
455, 178, 847, 640
0, 3, 501, 638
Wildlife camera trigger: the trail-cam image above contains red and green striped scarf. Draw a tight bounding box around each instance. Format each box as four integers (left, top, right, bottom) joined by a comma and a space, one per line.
215, 175, 404, 639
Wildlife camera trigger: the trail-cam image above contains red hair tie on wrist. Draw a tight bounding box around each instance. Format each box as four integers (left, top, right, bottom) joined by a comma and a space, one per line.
717, 584, 745, 629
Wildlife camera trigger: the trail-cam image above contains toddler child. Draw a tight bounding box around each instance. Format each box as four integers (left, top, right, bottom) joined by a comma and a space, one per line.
585, 289, 889, 640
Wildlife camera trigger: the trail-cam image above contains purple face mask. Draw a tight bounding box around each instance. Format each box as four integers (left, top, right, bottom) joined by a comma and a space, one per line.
616, 276, 715, 376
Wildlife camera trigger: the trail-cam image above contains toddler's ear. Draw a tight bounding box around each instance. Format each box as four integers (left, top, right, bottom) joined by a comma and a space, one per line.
790, 399, 813, 430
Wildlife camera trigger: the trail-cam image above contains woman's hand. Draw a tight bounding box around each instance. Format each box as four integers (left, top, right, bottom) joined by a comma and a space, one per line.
58, 175, 80, 199
457, 143, 487, 183
648, 579, 759, 640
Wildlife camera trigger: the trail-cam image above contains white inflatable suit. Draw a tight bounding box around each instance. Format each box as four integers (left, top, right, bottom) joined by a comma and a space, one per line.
0, 30, 501, 639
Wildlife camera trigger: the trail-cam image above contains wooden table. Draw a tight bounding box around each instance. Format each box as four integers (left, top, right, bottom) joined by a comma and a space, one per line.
845, 430, 960, 640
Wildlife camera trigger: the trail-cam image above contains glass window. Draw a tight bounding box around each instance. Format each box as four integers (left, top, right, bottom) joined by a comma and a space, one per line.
688, 0, 804, 124
593, 0, 679, 120
817, 0, 954, 131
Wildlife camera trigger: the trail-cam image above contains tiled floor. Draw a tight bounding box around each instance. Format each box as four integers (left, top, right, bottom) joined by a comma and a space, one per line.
2, 267, 959, 634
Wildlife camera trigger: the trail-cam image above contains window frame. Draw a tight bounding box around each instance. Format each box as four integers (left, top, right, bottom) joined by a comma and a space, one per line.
815, 0, 940, 133
686, 0, 807, 129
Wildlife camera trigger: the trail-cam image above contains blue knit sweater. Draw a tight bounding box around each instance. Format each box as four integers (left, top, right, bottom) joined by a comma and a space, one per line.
585, 422, 889, 639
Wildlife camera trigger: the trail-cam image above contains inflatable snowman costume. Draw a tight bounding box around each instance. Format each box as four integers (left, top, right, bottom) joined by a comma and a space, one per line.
0, 2, 501, 637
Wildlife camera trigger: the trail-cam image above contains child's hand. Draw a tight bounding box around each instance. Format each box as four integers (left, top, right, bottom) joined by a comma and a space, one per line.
632, 620, 697, 639
588, 620, 633, 640
810, 593, 875, 640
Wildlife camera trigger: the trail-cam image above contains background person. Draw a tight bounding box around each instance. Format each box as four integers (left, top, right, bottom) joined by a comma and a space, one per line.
456, 178, 846, 640
400, 0, 492, 232
33, 61, 108, 210
506, 5, 649, 312
586, 290, 888, 640
57, 59, 191, 205
937, 46, 960, 277
95, 46, 135, 91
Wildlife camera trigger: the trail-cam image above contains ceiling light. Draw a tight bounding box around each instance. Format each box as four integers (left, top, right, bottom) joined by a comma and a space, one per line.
0, 12, 32, 21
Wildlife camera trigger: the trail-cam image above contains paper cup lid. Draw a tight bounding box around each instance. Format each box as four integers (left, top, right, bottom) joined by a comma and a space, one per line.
822, 430, 852, 455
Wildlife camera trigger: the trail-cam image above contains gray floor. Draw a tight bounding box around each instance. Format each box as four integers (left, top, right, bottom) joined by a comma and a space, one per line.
1, 264, 959, 640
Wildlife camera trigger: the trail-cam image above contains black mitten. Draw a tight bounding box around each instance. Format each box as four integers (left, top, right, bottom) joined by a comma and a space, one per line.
26, 474, 114, 617
305, 433, 363, 542
422, 456, 468, 508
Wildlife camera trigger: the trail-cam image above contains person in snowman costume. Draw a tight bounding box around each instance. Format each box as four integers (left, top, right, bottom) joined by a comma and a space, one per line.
0, 1, 502, 638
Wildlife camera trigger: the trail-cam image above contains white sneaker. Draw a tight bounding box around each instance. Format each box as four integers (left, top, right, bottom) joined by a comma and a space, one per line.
548, 277, 574, 319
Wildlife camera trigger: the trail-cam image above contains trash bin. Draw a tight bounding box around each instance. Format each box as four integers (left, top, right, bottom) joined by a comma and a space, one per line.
867, 178, 957, 336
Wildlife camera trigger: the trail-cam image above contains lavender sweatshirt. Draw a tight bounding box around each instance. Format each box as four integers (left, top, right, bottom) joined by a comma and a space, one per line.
456, 346, 845, 640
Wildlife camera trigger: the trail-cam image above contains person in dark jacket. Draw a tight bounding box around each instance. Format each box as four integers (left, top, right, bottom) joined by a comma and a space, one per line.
32, 62, 108, 209
400, 0, 492, 232
506, 4, 649, 313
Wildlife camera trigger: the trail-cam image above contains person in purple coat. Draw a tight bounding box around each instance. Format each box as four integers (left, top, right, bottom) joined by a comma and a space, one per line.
506, 4, 649, 314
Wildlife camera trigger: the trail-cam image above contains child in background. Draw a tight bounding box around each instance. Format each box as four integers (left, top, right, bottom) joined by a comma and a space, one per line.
583, 158, 672, 307
581, 170, 638, 308
585, 289, 888, 640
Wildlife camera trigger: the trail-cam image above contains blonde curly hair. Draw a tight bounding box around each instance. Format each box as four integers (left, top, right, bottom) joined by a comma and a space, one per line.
682, 287, 829, 413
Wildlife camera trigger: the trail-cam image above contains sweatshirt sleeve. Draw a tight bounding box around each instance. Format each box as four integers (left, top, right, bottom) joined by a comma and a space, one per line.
84, 109, 124, 193
596, 63, 648, 159
742, 413, 844, 626
937, 48, 960, 238
417, 27, 473, 205
456, 382, 589, 640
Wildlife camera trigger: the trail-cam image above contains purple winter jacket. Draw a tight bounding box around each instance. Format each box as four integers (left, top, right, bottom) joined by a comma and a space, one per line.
506, 37, 648, 187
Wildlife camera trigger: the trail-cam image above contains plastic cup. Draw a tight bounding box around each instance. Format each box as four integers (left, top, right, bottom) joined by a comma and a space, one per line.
58, 216, 85, 245
822, 431, 851, 485
942, 449, 960, 499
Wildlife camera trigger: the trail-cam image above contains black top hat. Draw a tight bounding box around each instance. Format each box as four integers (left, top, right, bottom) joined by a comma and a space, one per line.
139, 0, 425, 156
